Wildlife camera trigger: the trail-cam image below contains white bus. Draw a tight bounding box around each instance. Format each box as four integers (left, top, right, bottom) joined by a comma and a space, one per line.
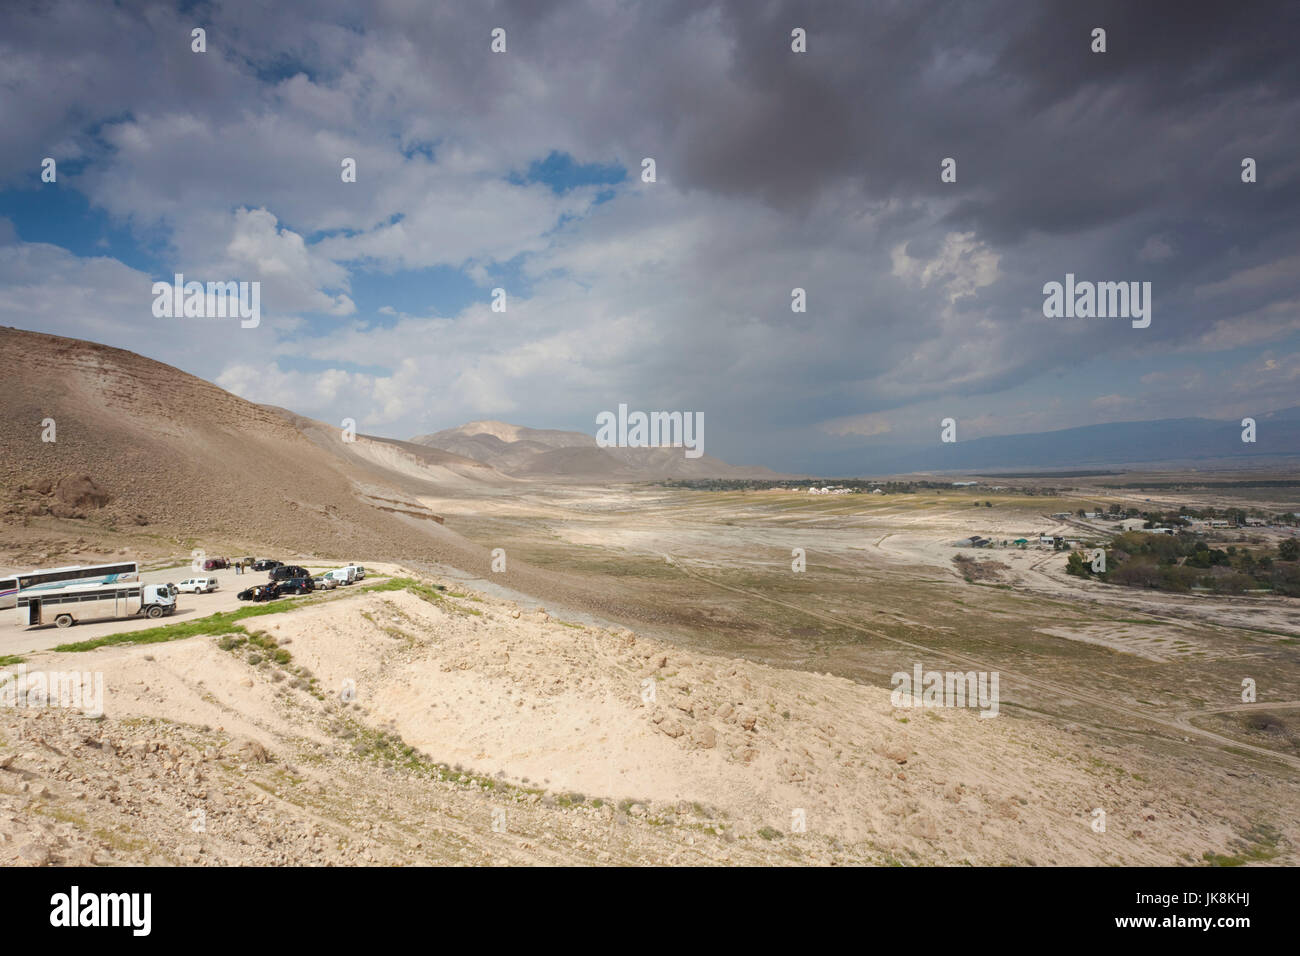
16, 580, 175, 629
1, 561, 140, 610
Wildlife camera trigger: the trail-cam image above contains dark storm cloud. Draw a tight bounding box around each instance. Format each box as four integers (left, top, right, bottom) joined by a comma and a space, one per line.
655, 0, 1300, 239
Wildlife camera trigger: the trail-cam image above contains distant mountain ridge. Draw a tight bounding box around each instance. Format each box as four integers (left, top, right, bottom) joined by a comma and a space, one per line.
856, 407, 1300, 474
410, 420, 780, 480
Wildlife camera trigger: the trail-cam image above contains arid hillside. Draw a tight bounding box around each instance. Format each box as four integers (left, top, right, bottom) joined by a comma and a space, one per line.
0, 327, 494, 565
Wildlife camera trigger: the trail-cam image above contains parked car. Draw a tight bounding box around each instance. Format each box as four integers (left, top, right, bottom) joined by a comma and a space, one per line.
252, 558, 283, 571
346, 564, 367, 580
237, 583, 281, 602
176, 577, 219, 594
312, 575, 338, 590
269, 565, 311, 582
277, 577, 315, 595
202, 557, 230, 571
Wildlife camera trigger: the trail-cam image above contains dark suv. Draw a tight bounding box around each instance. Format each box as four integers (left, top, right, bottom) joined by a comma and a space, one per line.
253, 558, 283, 571
277, 577, 315, 595
269, 565, 311, 582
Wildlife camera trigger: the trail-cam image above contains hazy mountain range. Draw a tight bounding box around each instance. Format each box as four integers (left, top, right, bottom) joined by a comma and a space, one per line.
830, 408, 1300, 476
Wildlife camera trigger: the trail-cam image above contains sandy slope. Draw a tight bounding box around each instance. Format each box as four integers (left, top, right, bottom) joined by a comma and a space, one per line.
3, 566, 1288, 866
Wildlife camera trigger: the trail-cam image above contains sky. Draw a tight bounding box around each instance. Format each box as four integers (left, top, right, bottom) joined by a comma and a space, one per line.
1, 0, 1298, 474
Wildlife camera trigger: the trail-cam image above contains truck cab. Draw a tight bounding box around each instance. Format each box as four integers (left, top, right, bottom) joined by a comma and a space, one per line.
142, 583, 178, 614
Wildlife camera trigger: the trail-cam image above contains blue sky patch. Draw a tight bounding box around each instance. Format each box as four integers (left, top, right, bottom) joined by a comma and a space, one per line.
510, 151, 625, 195
0, 185, 165, 275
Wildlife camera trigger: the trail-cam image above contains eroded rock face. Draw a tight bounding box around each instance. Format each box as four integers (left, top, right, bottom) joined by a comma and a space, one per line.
54, 474, 110, 510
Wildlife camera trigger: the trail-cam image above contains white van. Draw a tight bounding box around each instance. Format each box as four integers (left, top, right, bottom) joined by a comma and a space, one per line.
176, 577, 219, 593
325, 567, 355, 585
344, 564, 366, 581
